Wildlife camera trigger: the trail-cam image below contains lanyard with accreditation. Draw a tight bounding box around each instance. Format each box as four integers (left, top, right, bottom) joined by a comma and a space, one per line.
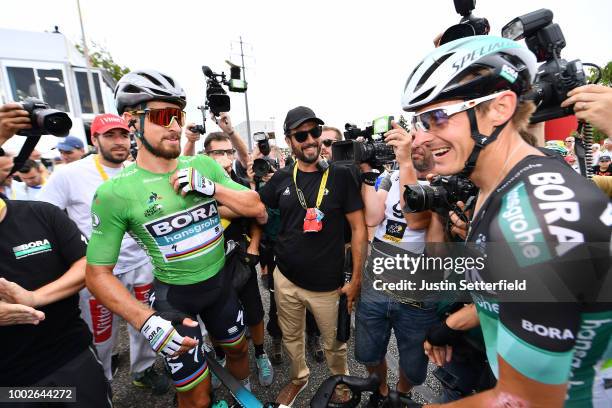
292, 162, 329, 233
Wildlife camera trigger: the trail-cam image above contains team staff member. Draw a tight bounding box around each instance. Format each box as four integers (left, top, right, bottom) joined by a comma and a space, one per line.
404, 36, 611, 407
0, 130, 110, 406
39, 113, 167, 392
85, 70, 265, 408
259, 106, 367, 406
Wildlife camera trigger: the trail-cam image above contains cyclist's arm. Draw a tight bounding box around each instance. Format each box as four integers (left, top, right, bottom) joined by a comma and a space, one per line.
86, 264, 154, 329
219, 205, 241, 220
426, 359, 567, 407
214, 184, 265, 219
86, 183, 153, 329
196, 155, 266, 219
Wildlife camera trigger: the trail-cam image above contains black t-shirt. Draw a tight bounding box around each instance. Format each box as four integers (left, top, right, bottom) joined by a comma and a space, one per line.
258, 162, 363, 291
465, 155, 611, 394
0, 200, 91, 385
223, 170, 252, 244
592, 165, 612, 176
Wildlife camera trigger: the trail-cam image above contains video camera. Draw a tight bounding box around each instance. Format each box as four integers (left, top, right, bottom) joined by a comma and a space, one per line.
332, 116, 402, 167
403, 175, 477, 216
17, 98, 72, 137
202, 64, 247, 117
439, 0, 490, 45
502, 9, 587, 123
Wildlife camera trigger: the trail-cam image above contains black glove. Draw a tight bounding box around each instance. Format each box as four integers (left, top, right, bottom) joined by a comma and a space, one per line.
243, 253, 260, 268
426, 321, 463, 347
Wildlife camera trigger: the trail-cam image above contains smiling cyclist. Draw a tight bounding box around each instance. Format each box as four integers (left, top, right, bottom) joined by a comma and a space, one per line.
85, 69, 266, 408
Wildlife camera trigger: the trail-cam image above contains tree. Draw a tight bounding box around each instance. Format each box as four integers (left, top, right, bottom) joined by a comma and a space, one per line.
76, 41, 130, 83
586, 61, 612, 142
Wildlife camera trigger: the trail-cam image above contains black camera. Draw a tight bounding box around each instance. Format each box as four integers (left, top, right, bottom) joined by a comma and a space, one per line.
202, 65, 247, 116
253, 132, 271, 156
332, 116, 397, 167
403, 175, 477, 215
439, 0, 490, 45
17, 98, 72, 137
252, 157, 278, 179
502, 9, 586, 123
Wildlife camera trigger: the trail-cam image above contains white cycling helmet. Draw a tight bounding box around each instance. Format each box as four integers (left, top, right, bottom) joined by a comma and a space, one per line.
402, 35, 537, 112
115, 69, 187, 114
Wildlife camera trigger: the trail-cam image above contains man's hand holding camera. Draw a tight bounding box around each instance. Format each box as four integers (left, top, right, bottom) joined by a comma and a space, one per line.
384, 121, 414, 166
0, 103, 31, 146
562, 84, 612, 137
215, 112, 235, 136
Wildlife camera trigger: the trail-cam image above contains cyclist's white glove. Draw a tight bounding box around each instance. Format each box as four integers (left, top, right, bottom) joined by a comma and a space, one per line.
177, 167, 216, 197
140, 312, 188, 357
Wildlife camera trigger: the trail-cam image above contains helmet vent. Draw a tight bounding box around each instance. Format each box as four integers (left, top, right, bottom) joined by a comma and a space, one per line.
141, 73, 162, 87
415, 53, 452, 92
411, 87, 434, 105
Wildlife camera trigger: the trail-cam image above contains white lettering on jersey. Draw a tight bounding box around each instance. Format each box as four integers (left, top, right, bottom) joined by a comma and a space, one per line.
527, 172, 584, 256
521, 319, 575, 340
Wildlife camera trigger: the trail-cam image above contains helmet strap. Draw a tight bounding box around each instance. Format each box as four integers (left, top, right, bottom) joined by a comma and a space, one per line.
460, 108, 510, 177
136, 103, 158, 156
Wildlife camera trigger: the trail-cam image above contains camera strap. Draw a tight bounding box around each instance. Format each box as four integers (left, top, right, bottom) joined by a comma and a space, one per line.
9, 134, 41, 176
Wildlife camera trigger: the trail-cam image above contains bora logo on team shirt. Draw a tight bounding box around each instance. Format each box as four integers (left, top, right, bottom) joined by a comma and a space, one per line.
13, 239, 52, 259
144, 202, 222, 263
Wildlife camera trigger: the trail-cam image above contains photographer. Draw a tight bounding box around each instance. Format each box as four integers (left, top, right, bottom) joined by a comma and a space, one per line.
196, 129, 274, 387
355, 122, 437, 406
403, 36, 611, 407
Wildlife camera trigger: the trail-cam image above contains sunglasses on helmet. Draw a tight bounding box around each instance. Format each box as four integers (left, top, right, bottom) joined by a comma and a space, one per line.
129, 107, 186, 128
410, 91, 507, 133
291, 125, 322, 143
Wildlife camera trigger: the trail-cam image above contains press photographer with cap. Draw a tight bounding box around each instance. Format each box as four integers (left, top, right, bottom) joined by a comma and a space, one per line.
258, 106, 367, 406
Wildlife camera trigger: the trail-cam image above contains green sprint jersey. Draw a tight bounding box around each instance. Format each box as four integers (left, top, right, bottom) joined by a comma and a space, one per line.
87, 155, 248, 285
465, 155, 612, 407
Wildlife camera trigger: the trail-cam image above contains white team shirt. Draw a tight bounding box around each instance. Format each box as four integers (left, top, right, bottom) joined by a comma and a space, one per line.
39, 155, 149, 275
14, 182, 43, 201
373, 170, 426, 254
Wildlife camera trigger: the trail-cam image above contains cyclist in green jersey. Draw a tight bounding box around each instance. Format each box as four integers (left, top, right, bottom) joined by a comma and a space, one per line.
86, 70, 266, 408
401, 36, 611, 407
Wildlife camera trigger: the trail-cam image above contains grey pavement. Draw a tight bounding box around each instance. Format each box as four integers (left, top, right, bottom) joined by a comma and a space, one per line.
110, 275, 442, 407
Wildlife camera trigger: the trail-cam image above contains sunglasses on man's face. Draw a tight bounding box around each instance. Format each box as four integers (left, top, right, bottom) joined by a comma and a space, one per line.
291, 125, 322, 143
410, 91, 507, 133
129, 107, 186, 128
322, 139, 336, 147
206, 149, 236, 157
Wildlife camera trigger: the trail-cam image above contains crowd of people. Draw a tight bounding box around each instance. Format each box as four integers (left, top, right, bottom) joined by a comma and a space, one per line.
0, 34, 611, 408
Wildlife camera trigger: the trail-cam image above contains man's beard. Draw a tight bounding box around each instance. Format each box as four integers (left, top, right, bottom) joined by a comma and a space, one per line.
292, 141, 320, 164
98, 144, 129, 164
145, 137, 181, 160
412, 147, 434, 173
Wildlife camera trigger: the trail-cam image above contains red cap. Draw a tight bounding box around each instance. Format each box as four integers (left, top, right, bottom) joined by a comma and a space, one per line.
91, 114, 129, 136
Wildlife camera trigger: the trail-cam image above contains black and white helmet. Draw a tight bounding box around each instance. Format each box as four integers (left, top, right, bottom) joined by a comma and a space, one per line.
114, 69, 187, 114
401, 36, 537, 112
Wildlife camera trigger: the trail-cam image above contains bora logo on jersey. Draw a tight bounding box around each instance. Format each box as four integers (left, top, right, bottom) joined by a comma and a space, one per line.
144, 202, 223, 262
